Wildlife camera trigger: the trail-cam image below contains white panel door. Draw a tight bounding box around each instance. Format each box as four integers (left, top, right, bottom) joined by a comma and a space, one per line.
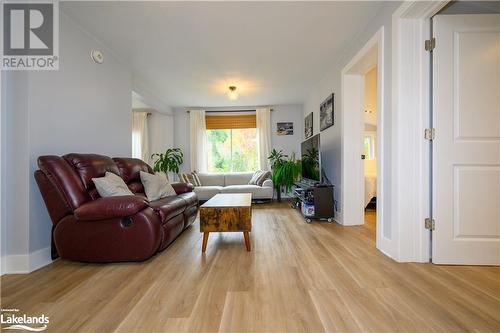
433, 14, 500, 265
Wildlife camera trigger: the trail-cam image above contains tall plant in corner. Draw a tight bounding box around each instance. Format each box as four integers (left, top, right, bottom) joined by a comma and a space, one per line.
268, 149, 301, 202
151, 148, 184, 180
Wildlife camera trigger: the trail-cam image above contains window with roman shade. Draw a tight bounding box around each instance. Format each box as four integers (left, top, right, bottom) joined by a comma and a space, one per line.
205, 114, 256, 129
205, 114, 258, 172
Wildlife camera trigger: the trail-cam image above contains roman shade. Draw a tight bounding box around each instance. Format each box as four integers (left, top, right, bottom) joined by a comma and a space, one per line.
205, 115, 256, 129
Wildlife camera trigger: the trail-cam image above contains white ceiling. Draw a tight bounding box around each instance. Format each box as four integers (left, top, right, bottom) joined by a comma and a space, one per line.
61, 1, 386, 107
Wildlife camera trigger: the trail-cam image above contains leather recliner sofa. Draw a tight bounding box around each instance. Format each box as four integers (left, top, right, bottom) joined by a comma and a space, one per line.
34, 153, 198, 263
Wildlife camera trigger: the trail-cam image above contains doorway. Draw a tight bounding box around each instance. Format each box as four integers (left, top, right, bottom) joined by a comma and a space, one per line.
363, 66, 378, 236
341, 27, 385, 251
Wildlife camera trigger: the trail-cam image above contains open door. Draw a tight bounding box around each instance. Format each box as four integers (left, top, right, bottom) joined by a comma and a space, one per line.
433, 14, 500, 265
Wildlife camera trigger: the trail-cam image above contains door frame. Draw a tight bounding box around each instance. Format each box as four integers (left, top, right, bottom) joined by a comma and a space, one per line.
390, 1, 449, 261
341, 27, 386, 252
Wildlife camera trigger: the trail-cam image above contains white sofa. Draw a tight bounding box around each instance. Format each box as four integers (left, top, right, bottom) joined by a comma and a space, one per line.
193, 172, 274, 201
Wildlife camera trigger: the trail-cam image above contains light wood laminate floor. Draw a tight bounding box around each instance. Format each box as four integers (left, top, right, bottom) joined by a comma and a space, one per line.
2, 202, 499, 332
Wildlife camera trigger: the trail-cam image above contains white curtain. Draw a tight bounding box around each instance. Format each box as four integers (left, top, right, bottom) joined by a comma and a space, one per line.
256, 108, 272, 171
189, 110, 208, 172
132, 111, 149, 162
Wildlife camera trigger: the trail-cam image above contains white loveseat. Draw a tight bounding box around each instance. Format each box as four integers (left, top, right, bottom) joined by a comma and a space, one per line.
193, 172, 274, 201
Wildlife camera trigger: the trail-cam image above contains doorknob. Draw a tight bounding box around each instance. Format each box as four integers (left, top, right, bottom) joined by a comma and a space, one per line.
361, 155, 366, 160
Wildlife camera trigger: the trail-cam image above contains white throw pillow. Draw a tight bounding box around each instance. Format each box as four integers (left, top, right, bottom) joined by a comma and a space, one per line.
248, 170, 263, 185
92, 172, 134, 197
140, 171, 177, 201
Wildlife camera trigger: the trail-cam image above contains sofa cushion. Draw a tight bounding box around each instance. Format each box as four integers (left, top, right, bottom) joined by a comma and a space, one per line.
74, 195, 148, 221
171, 182, 194, 195
64, 153, 120, 200
179, 172, 201, 186
225, 172, 253, 186
193, 186, 223, 200
113, 158, 153, 183
37, 155, 91, 209
177, 192, 198, 207
113, 157, 153, 194
197, 173, 225, 186
92, 172, 134, 197
140, 171, 177, 201
248, 171, 263, 185
257, 171, 272, 186
220, 184, 273, 199
149, 196, 186, 222
220, 185, 260, 195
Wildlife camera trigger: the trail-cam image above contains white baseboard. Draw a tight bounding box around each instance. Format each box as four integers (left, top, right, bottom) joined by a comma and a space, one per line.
29, 246, 53, 272
1, 246, 52, 275
3, 254, 29, 274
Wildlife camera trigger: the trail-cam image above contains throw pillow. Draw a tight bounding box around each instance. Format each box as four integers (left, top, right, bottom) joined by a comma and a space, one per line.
140, 171, 177, 201
192, 171, 202, 186
257, 170, 271, 186
92, 172, 134, 197
179, 172, 201, 186
248, 170, 263, 185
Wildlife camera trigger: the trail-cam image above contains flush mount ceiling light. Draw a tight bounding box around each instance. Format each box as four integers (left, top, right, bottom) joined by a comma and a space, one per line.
228, 86, 238, 100
90, 49, 104, 64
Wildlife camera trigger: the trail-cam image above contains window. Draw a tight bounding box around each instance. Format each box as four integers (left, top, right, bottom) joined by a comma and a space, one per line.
364, 132, 376, 160
206, 114, 258, 172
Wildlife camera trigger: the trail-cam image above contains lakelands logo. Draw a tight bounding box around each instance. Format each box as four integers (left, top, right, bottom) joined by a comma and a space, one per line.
1, 309, 49, 331
1, 1, 59, 70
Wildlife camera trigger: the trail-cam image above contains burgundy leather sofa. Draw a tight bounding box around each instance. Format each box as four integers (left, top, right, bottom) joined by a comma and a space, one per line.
34, 153, 198, 263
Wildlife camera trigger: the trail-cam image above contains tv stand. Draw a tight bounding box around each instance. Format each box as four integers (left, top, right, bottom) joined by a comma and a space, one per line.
293, 182, 335, 223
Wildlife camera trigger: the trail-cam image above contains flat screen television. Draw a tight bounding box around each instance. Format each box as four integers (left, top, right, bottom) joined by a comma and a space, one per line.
301, 134, 321, 183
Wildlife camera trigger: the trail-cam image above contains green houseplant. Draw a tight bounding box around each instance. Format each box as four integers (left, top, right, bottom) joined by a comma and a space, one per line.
268, 149, 301, 202
151, 148, 184, 180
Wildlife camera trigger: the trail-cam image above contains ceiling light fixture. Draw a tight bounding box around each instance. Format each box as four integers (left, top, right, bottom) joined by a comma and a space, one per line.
228, 86, 238, 100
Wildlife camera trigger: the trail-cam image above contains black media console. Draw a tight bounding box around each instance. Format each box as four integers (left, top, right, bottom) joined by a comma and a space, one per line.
292, 182, 335, 223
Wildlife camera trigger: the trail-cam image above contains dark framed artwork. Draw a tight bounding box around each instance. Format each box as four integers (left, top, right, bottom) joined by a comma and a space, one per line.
304, 112, 313, 139
320, 93, 334, 131
277, 122, 294, 135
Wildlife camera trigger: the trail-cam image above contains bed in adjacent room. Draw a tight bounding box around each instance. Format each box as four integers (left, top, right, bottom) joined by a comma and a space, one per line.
365, 173, 377, 208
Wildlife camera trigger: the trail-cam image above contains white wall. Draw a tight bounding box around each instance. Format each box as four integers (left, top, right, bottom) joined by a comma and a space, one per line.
2, 13, 133, 273
303, 2, 400, 236
173, 104, 303, 173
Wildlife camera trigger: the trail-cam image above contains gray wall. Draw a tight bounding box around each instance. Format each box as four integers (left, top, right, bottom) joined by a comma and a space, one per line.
303, 2, 400, 237
2, 13, 133, 270
173, 104, 303, 173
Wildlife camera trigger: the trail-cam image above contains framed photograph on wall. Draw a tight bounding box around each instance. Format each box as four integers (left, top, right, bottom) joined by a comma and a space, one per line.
304, 112, 313, 139
277, 122, 294, 135
320, 93, 334, 131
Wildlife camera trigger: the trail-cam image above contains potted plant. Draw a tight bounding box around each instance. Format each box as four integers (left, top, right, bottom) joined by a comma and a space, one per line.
151, 148, 184, 180
268, 149, 301, 202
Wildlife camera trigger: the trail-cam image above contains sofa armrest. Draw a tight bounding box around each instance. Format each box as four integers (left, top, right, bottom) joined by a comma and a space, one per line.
74, 196, 148, 221
171, 182, 194, 194
262, 179, 273, 188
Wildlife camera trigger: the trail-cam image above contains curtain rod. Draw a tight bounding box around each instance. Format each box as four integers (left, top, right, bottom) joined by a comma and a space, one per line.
186, 109, 273, 113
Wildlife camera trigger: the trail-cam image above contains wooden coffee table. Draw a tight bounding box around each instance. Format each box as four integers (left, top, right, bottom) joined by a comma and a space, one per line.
199, 193, 252, 252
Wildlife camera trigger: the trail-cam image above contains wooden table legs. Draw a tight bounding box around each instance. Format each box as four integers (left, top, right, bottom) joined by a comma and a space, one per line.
201, 231, 251, 252
202, 232, 209, 253
243, 231, 251, 251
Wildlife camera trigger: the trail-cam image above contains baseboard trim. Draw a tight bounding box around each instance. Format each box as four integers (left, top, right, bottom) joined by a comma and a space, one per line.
3, 254, 29, 274
2, 246, 53, 275
29, 246, 53, 272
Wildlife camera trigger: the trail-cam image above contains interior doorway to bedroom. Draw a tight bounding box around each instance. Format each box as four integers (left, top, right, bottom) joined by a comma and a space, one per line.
363, 66, 377, 235
341, 27, 384, 251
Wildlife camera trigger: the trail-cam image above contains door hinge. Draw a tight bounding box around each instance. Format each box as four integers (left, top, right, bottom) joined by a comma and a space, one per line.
424, 128, 435, 141
425, 38, 436, 52
425, 218, 435, 231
